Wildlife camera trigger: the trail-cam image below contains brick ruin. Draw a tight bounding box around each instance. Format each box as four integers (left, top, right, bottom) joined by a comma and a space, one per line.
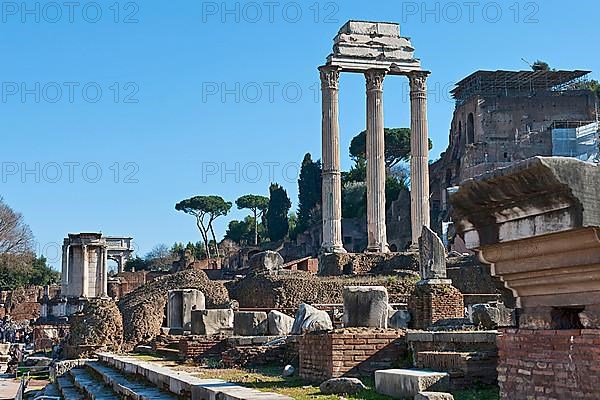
452, 156, 600, 399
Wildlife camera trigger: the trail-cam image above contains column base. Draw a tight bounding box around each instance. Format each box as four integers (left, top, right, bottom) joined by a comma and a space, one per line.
321, 244, 347, 254
366, 244, 390, 253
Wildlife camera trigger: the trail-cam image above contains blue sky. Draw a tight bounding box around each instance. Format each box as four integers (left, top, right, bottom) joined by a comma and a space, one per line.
0, 0, 596, 268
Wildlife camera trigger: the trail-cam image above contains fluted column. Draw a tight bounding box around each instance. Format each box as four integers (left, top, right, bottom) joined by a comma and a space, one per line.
101, 246, 108, 297
61, 243, 69, 297
319, 66, 346, 253
81, 244, 89, 298
365, 69, 389, 253
409, 71, 431, 244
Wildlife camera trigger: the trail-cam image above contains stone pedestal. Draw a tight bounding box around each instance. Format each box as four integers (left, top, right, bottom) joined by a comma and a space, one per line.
365, 69, 389, 253
343, 286, 389, 328
408, 284, 464, 330
167, 289, 206, 333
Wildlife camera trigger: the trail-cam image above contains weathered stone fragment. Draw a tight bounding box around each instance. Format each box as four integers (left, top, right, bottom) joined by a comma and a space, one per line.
320, 377, 366, 395
388, 307, 411, 329
414, 392, 454, 400
191, 309, 234, 336
471, 303, 514, 329
375, 369, 449, 398
249, 251, 284, 273
418, 226, 449, 283
291, 303, 333, 334
343, 286, 388, 328
234, 311, 268, 336
268, 310, 294, 336
166, 289, 205, 332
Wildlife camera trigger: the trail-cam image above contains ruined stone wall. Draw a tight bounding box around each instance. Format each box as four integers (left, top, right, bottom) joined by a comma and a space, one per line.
498, 328, 600, 400
299, 328, 408, 381
119, 269, 230, 349
179, 336, 226, 359
227, 271, 418, 309
0, 285, 60, 322
319, 252, 419, 276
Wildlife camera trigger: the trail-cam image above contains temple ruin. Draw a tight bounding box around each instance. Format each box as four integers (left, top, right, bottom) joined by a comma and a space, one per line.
320, 21, 431, 253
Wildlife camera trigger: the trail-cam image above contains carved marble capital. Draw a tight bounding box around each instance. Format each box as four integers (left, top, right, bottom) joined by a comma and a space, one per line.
409, 71, 428, 92
365, 69, 386, 91
319, 66, 341, 90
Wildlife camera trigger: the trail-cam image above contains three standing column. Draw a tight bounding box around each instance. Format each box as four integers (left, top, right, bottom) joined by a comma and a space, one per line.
409, 71, 431, 244
320, 66, 346, 254
365, 69, 389, 253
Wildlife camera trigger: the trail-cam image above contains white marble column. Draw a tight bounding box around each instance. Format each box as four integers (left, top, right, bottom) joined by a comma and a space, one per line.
61, 244, 69, 296
319, 66, 346, 253
409, 71, 431, 244
365, 69, 389, 253
101, 246, 108, 297
81, 244, 89, 298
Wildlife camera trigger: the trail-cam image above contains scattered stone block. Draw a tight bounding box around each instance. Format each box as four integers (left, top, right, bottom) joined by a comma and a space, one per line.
166, 289, 206, 331
268, 310, 294, 335
415, 392, 454, 400
234, 311, 268, 336
191, 309, 234, 335
249, 251, 284, 273
319, 377, 366, 395
375, 369, 449, 398
471, 303, 514, 329
343, 286, 389, 328
388, 307, 411, 329
291, 303, 333, 334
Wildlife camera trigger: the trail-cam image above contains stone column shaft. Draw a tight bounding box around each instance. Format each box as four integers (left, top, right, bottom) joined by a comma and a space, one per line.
81, 244, 89, 298
409, 71, 431, 244
320, 66, 346, 253
365, 69, 389, 253
61, 244, 69, 296
101, 246, 108, 297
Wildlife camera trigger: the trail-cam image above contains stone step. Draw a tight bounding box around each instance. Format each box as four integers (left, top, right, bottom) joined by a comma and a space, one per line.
375, 369, 449, 399
97, 352, 294, 400
85, 361, 179, 399
57, 375, 85, 400
33, 382, 61, 399
69, 367, 119, 400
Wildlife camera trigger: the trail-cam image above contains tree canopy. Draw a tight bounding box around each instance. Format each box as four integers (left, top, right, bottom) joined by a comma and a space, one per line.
265, 183, 291, 242
349, 128, 433, 169
175, 195, 232, 258
0, 197, 34, 255
235, 194, 269, 245
296, 153, 322, 233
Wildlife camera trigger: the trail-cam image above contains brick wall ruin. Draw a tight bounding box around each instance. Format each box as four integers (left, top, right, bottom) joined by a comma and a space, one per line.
408, 284, 464, 329
299, 328, 408, 382
497, 328, 600, 399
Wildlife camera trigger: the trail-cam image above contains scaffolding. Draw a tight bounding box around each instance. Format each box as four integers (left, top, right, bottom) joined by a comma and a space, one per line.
552, 121, 599, 161
451, 70, 591, 104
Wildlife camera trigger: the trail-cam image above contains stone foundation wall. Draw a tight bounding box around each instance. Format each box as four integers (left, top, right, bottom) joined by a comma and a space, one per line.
299, 328, 408, 382
179, 336, 226, 359
408, 284, 464, 329
319, 252, 418, 276
498, 328, 600, 400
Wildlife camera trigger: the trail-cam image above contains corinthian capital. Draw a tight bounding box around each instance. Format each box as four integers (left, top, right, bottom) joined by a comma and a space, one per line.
409, 71, 429, 92
319, 66, 341, 90
365, 69, 386, 91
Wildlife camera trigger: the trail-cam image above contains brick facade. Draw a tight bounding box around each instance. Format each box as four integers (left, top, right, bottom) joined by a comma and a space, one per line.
299, 328, 408, 382
498, 328, 600, 400
408, 284, 464, 329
